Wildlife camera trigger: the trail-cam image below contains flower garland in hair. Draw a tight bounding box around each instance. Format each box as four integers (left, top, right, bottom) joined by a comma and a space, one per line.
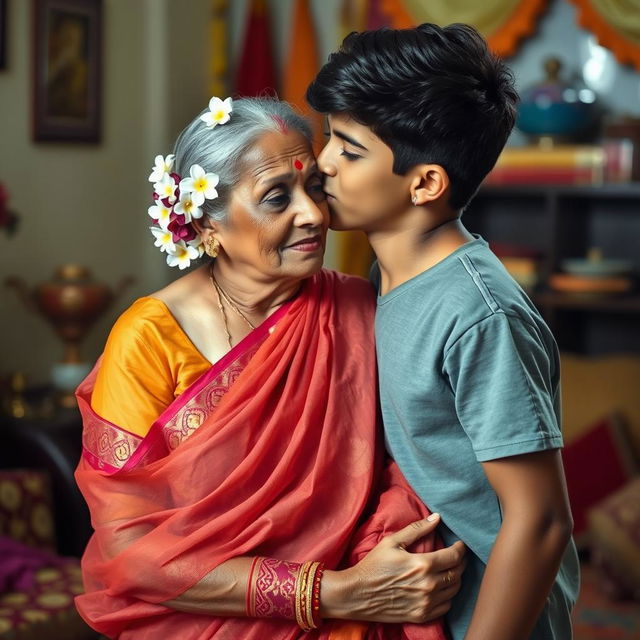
147, 96, 233, 269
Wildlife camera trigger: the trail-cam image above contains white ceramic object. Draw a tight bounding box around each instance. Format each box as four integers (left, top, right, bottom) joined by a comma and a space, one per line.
51, 362, 91, 392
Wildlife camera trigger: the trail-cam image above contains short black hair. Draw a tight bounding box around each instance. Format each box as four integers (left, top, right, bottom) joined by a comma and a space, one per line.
307, 23, 518, 210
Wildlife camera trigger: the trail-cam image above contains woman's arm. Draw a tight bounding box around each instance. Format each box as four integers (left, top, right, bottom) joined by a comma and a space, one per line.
465, 449, 573, 639
164, 514, 466, 623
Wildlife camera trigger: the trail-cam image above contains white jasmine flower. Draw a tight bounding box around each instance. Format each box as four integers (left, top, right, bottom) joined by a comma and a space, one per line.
173, 190, 203, 223
188, 237, 205, 258
179, 164, 219, 207
148, 154, 175, 182
200, 97, 233, 128
148, 203, 172, 230
150, 226, 176, 254
153, 173, 178, 204
166, 240, 199, 269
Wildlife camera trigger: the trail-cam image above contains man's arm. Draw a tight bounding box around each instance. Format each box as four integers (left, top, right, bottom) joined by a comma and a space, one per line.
465, 449, 573, 640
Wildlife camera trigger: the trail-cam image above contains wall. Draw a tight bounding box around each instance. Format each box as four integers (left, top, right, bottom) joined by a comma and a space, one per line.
0, 0, 211, 385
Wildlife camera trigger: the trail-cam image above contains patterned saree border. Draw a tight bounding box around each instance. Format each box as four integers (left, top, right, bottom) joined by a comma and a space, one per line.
79, 290, 299, 474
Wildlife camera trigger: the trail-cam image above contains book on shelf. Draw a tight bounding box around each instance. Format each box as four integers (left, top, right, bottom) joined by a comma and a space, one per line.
487, 144, 607, 185
485, 165, 601, 185
602, 138, 635, 182
495, 145, 605, 168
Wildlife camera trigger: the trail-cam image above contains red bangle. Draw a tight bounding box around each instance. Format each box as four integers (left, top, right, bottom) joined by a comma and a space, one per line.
295, 561, 325, 631
311, 562, 324, 629
245, 556, 261, 617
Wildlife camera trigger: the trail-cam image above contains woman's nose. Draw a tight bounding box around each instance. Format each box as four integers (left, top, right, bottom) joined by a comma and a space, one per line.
296, 197, 327, 227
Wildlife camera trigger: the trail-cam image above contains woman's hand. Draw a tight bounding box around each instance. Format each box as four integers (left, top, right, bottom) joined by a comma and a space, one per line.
321, 514, 466, 623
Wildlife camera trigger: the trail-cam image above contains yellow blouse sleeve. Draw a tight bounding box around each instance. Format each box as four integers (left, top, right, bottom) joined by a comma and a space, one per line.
91, 297, 210, 437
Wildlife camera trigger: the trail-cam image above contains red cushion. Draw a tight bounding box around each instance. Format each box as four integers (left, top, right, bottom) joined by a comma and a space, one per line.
589, 478, 640, 600
561, 414, 637, 541
0, 470, 56, 551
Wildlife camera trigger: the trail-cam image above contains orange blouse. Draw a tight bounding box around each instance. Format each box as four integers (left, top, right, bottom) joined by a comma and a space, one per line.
91, 297, 210, 437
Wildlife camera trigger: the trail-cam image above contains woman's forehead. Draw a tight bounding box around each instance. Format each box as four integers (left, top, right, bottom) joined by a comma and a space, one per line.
242, 130, 315, 180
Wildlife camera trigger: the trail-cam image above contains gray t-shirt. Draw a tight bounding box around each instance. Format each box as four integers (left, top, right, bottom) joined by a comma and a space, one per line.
373, 236, 579, 639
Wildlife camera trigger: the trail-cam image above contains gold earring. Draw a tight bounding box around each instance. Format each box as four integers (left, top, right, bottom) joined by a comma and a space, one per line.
205, 237, 220, 258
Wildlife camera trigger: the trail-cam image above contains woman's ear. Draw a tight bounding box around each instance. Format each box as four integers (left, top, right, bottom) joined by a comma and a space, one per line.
409, 164, 450, 206
191, 216, 221, 247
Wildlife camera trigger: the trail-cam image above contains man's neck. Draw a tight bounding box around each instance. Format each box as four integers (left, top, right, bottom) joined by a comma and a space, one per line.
368, 215, 474, 296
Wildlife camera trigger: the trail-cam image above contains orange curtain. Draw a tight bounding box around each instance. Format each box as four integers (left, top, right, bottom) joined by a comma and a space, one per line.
570, 0, 640, 70
376, 0, 549, 58
282, 0, 322, 147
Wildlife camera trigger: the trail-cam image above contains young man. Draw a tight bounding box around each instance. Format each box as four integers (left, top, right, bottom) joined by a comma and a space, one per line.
308, 23, 579, 640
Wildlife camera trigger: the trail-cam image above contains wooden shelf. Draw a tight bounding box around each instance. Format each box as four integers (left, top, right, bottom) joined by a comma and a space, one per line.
532, 290, 640, 313
470, 181, 640, 353
478, 182, 640, 199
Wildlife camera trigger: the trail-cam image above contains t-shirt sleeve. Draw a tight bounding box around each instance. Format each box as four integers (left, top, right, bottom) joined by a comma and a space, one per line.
443, 312, 563, 462
91, 303, 176, 437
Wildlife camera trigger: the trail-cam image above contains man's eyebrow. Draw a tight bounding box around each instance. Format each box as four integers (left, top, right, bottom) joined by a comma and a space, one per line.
332, 128, 369, 151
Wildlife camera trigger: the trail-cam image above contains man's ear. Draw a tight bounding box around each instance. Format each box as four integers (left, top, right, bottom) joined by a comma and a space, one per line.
409, 164, 450, 205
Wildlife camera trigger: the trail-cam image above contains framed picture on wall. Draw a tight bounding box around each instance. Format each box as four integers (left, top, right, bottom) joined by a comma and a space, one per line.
32, 0, 102, 142
0, 0, 7, 70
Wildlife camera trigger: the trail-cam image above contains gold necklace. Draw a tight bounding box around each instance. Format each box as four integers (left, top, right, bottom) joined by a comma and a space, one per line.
208, 265, 255, 348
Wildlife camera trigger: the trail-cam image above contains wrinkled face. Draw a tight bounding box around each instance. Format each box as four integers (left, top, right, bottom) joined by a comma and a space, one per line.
318, 114, 412, 232
217, 129, 329, 282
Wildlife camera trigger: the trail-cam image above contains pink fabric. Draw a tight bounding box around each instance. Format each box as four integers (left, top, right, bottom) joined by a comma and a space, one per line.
0, 537, 70, 592
74, 270, 447, 640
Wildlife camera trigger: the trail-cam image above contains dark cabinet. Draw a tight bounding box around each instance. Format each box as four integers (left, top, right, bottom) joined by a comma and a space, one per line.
467, 183, 640, 354
0, 408, 92, 557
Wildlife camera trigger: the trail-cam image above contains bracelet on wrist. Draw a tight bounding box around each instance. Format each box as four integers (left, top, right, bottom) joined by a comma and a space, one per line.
246, 557, 324, 631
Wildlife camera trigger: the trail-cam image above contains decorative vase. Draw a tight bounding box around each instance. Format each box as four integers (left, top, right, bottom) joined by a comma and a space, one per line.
5, 265, 133, 407
517, 57, 601, 145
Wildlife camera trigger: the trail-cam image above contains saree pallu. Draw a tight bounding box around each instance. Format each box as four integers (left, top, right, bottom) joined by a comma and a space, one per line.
75, 269, 447, 640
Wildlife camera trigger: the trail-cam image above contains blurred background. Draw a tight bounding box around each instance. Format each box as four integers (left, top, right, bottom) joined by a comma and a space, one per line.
1, 0, 640, 383
0, 1, 639, 637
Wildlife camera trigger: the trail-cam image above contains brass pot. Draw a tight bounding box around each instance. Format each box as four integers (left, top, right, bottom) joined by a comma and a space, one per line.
5, 265, 133, 405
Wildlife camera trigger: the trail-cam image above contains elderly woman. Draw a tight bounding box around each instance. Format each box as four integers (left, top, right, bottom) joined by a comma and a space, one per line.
74, 97, 464, 640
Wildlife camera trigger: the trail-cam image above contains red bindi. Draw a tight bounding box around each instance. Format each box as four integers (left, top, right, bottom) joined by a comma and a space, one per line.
294, 159, 303, 171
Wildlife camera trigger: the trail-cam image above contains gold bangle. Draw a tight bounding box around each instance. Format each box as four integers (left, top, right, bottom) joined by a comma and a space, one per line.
305, 561, 320, 630
295, 561, 313, 631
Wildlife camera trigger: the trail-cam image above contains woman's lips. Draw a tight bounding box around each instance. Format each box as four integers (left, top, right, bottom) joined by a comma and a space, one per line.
286, 235, 322, 252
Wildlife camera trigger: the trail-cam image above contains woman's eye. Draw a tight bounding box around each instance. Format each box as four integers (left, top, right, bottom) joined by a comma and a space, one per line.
264, 194, 290, 208
340, 149, 361, 161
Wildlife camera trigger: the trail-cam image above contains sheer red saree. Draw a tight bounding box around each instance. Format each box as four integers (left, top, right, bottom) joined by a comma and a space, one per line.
75, 269, 447, 640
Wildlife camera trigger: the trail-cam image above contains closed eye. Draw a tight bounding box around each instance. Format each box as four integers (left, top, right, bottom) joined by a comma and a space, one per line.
340, 149, 361, 161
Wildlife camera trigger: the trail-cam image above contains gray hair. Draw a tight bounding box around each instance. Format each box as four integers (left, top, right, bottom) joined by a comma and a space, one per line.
172, 97, 313, 223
